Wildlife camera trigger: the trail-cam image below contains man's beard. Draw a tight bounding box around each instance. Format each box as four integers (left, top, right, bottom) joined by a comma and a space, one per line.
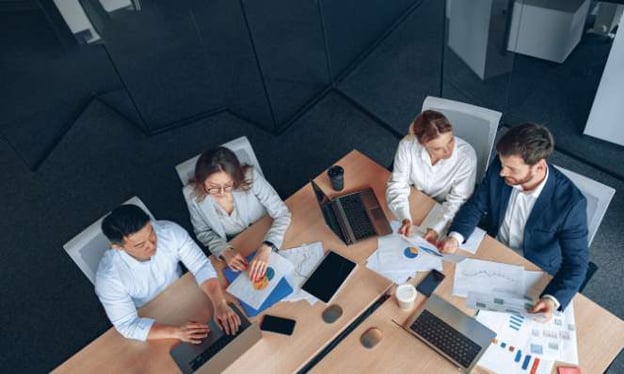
504, 170, 534, 186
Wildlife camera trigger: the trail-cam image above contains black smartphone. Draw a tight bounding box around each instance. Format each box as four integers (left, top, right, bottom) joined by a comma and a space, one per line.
260, 315, 296, 335
416, 269, 446, 297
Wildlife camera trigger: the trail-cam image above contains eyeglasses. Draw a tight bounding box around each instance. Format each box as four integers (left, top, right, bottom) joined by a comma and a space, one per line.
206, 184, 233, 195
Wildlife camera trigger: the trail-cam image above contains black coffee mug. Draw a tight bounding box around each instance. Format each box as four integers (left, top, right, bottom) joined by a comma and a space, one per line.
327, 165, 344, 191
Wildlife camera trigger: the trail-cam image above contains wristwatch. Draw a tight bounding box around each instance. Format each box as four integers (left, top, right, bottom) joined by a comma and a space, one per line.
263, 241, 279, 253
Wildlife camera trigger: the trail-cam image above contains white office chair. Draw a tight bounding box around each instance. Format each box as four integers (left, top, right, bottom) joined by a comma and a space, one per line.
63, 196, 155, 284
175, 136, 264, 186
422, 96, 501, 183
554, 166, 616, 246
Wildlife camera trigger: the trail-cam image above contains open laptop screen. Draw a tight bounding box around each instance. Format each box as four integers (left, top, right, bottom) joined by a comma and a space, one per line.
311, 181, 343, 240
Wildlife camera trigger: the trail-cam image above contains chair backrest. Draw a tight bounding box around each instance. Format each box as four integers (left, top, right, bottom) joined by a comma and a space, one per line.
422, 96, 501, 183
63, 196, 155, 284
175, 136, 264, 186
554, 166, 616, 246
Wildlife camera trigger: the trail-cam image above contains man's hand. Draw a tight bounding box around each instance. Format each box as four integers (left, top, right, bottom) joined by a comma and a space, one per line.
438, 236, 458, 254
423, 229, 439, 244
174, 321, 210, 344
530, 298, 555, 322
221, 247, 248, 272
214, 301, 241, 335
249, 244, 271, 281
398, 219, 413, 237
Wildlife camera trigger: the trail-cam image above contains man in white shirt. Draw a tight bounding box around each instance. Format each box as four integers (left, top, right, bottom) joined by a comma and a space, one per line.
95, 204, 241, 342
386, 110, 477, 242
440, 124, 589, 320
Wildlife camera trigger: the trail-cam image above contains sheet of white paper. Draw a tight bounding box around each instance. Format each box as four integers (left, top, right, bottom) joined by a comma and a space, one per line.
459, 227, 486, 254
400, 233, 442, 257
453, 259, 525, 298
523, 271, 547, 300
366, 228, 443, 284
279, 242, 324, 305
226, 251, 294, 309
477, 338, 554, 374
525, 304, 578, 364
476, 304, 578, 365
466, 291, 547, 321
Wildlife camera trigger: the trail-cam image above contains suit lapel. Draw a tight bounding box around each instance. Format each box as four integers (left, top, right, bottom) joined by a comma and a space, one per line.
198, 196, 226, 239
232, 190, 249, 225
525, 164, 554, 233
497, 184, 512, 230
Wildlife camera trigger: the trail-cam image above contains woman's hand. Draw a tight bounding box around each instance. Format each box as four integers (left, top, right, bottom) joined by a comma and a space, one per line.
398, 219, 413, 237
249, 244, 272, 281
221, 247, 248, 272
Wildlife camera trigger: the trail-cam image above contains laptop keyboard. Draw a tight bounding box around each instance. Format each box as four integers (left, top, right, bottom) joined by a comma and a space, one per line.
409, 309, 482, 369
339, 194, 376, 240
189, 325, 248, 370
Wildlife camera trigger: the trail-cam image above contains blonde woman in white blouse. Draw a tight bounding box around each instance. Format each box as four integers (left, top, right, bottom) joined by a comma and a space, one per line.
183, 147, 291, 282
386, 110, 477, 243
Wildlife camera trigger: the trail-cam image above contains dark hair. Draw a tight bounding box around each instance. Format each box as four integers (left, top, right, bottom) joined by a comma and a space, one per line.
190, 147, 252, 201
410, 110, 453, 144
496, 123, 554, 165
101, 204, 150, 244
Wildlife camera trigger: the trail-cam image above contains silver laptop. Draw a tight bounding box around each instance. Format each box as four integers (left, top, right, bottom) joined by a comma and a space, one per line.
311, 180, 391, 245
170, 304, 261, 373
404, 294, 496, 373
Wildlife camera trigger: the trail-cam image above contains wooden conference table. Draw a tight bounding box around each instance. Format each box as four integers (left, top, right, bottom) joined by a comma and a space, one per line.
55, 150, 624, 373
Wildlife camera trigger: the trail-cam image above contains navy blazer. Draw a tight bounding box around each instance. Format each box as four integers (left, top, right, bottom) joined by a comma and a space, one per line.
449, 158, 589, 309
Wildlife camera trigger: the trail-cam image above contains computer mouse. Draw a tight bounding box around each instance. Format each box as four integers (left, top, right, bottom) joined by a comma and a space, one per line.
360, 327, 383, 349
322, 304, 343, 324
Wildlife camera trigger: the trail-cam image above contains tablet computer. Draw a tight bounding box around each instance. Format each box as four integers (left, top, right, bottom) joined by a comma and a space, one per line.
301, 251, 357, 303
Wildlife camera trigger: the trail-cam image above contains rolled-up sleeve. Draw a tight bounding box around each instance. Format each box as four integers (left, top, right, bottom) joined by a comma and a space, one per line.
386, 138, 413, 222
172, 223, 217, 285
431, 148, 477, 234
95, 274, 154, 341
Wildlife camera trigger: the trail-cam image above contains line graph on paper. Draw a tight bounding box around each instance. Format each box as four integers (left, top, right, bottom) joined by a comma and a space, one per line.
453, 259, 525, 297
460, 269, 520, 283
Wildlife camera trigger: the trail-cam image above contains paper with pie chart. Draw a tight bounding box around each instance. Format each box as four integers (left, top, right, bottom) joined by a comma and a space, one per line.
366, 222, 443, 284
226, 251, 294, 309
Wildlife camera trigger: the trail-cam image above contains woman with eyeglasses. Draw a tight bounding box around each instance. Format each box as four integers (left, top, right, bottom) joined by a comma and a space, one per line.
183, 147, 291, 281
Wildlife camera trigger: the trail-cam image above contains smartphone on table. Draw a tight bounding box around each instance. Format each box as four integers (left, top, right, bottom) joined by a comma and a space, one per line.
416, 269, 446, 297
260, 315, 296, 336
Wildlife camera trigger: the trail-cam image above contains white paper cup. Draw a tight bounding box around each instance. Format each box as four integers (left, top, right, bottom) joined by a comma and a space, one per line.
396, 283, 417, 310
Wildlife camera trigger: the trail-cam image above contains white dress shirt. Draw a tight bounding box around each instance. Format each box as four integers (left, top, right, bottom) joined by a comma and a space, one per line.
449, 167, 559, 308
386, 135, 477, 234
497, 168, 549, 251
95, 220, 217, 341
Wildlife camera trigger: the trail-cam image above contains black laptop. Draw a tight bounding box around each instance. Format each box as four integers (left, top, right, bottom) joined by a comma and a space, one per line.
170, 304, 261, 373
311, 180, 391, 245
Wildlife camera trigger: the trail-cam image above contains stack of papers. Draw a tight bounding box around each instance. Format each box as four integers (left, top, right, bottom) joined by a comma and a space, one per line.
278, 242, 325, 305
366, 222, 443, 284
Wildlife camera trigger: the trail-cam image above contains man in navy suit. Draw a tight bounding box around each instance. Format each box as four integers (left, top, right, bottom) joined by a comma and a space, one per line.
439, 124, 588, 319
